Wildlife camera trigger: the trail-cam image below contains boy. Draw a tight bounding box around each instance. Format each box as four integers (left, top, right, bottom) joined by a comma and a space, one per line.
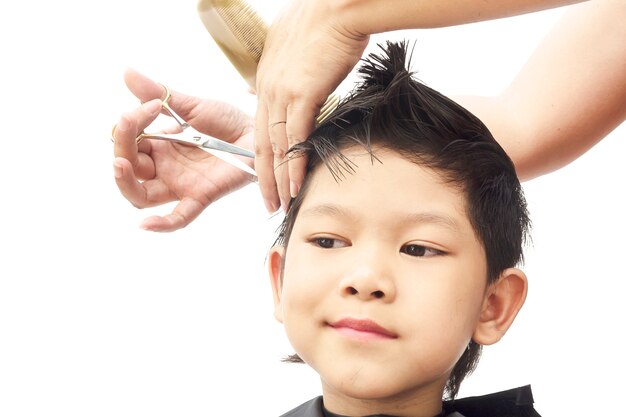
112, 41, 538, 417
266, 41, 536, 417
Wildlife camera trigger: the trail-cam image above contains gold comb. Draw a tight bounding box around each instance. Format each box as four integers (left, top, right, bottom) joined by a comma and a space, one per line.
197, 0, 340, 124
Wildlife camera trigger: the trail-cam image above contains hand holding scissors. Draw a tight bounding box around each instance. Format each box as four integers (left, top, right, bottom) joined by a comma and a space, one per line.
132, 83, 256, 177
112, 68, 257, 232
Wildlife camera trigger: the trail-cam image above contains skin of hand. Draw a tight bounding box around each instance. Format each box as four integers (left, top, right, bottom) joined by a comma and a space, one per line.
113, 68, 255, 232
254, 0, 369, 213
253, 0, 582, 213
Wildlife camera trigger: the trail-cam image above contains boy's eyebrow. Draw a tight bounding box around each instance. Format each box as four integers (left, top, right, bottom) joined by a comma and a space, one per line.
299, 204, 355, 222
399, 212, 461, 233
299, 204, 461, 232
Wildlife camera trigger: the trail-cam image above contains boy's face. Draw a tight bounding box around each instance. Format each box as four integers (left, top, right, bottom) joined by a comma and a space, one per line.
269, 147, 511, 413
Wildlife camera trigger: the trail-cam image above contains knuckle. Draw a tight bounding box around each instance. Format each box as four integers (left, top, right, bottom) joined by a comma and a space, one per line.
284, 85, 306, 101
254, 140, 272, 156
286, 134, 302, 147
171, 212, 188, 229
272, 145, 287, 159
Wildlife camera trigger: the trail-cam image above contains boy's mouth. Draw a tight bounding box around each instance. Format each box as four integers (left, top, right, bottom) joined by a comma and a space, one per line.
328, 318, 398, 340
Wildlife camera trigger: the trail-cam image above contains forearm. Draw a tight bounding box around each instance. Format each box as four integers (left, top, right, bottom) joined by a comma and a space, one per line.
456, 1, 626, 180
334, 0, 586, 35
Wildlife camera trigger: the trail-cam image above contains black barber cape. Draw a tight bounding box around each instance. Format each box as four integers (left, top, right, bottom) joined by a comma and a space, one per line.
280, 385, 541, 417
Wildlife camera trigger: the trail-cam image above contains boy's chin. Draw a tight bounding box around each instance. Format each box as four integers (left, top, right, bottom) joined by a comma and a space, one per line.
321, 370, 445, 403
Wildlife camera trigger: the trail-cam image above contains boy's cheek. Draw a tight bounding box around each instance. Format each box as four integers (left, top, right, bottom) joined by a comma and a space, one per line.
280, 269, 333, 329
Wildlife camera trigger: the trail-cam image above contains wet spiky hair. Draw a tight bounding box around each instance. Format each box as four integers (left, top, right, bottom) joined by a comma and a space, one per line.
278, 41, 530, 400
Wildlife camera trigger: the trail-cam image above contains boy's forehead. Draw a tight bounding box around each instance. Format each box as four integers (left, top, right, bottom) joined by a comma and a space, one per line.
306, 146, 452, 192
300, 147, 471, 227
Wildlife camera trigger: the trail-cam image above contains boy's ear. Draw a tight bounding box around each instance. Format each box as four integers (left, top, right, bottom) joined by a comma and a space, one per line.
268, 246, 285, 324
472, 268, 528, 345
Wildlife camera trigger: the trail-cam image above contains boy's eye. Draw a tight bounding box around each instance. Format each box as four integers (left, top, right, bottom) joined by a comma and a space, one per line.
400, 244, 442, 257
311, 237, 347, 249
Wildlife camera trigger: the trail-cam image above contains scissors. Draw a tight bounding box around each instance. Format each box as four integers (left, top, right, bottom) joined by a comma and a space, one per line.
118, 84, 257, 178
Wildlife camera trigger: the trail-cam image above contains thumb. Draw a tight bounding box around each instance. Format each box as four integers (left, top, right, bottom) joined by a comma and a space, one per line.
124, 67, 167, 102
123, 67, 200, 119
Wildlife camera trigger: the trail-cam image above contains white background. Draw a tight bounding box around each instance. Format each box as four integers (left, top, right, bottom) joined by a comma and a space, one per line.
0, 1, 624, 416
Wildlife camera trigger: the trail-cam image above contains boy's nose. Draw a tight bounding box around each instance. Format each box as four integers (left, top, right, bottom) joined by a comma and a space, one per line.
339, 263, 396, 302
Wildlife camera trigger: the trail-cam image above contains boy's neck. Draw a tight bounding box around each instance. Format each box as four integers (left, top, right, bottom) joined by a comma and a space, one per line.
322, 406, 446, 417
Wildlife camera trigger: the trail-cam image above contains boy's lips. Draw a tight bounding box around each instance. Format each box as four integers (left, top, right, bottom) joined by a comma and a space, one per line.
328, 318, 398, 340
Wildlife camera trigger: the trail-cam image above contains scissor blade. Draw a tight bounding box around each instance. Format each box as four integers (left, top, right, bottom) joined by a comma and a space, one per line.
199, 147, 257, 178
201, 137, 255, 158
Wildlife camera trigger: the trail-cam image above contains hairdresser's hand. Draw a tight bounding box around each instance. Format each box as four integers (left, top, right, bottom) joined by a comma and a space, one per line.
112, 68, 255, 232
254, 0, 369, 212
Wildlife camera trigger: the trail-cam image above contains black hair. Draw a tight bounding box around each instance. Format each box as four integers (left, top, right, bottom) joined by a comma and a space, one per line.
275, 41, 530, 400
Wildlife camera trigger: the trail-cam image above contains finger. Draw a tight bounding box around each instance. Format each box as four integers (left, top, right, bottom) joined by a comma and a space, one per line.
124, 68, 200, 119
274, 153, 291, 212
124, 67, 169, 103
254, 99, 280, 213
139, 197, 205, 232
286, 102, 318, 198
268, 105, 290, 210
134, 137, 155, 180
113, 157, 174, 209
113, 99, 162, 179
113, 114, 154, 181
113, 114, 138, 161
113, 99, 162, 159
287, 151, 308, 198
126, 68, 253, 143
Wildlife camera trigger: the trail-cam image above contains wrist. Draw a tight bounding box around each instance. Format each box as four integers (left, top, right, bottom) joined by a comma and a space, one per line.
331, 0, 374, 38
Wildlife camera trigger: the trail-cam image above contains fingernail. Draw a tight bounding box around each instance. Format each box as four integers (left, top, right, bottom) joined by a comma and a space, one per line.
113, 160, 123, 179
290, 181, 300, 198
143, 99, 162, 116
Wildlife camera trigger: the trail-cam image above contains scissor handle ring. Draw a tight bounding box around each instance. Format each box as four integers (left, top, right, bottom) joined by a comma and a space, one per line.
156, 83, 172, 105
111, 83, 173, 144
139, 83, 171, 106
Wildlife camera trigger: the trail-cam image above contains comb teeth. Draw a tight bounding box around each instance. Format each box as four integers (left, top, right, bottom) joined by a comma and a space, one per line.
199, 0, 267, 62
317, 94, 341, 124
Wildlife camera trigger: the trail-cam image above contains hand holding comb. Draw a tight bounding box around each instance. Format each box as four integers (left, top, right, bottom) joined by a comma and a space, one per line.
196, 0, 340, 124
